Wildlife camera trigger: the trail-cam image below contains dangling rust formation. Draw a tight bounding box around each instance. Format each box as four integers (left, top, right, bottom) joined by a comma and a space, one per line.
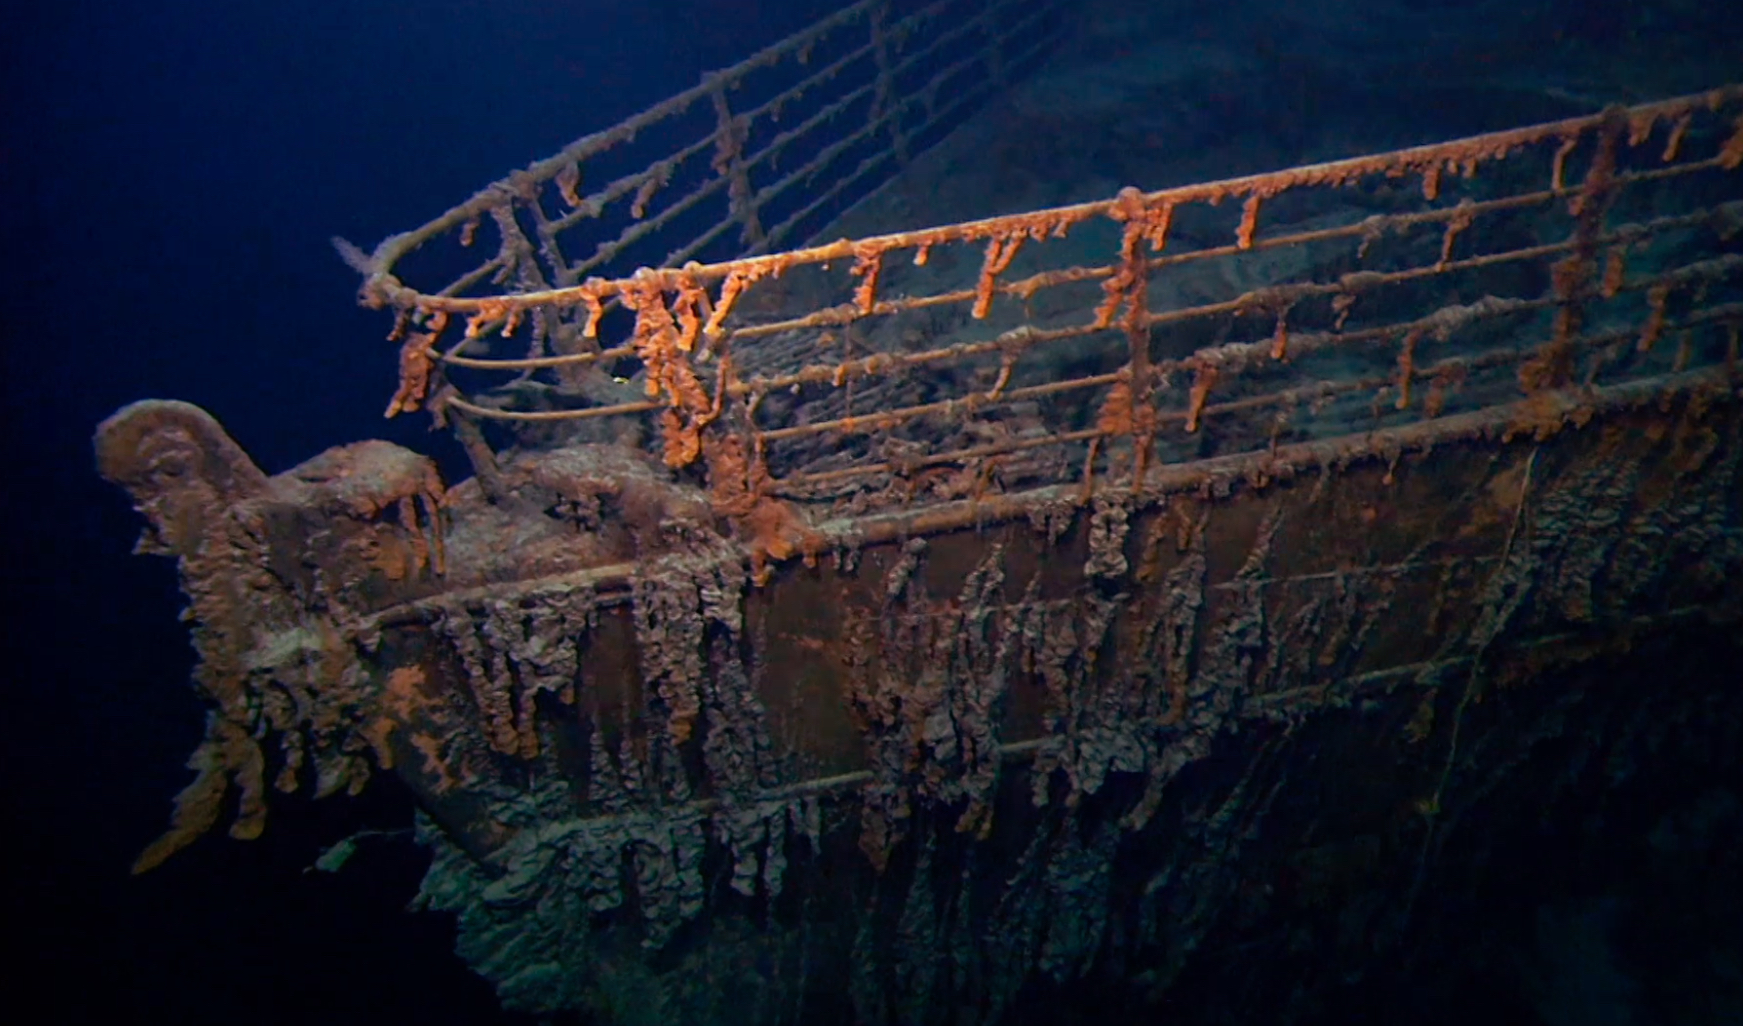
100, 5, 1743, 1018
96, 402, 451, 871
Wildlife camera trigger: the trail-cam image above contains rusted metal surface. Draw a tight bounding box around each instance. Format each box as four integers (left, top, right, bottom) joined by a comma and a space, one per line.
98, 17, 1743, 1019
353, 87, 1743, 588
339, 0, 1068, 313
97, 370, 1742, 1020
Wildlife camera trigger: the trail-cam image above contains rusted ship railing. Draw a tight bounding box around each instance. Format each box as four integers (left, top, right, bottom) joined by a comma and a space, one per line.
101, 30, 1743, 1014
358, 84, 1743, 576
343, 0, 1068, 326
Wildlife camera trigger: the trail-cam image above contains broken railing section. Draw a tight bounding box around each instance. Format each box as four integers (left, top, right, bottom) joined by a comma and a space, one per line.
367, 86, 1743, 576
350, 0, 1066, 324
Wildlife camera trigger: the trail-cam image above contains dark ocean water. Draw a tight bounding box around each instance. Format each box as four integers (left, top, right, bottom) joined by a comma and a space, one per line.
5, 3, 840, 1022
4, 2, 1738, 1023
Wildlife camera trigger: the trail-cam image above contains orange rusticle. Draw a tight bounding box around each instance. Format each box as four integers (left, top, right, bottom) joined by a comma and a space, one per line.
1185, 365, 1219, 434
704, 431, 819, 583
1719, 114, 1743, 170
1095, 376, 1158, 439
623, 271, 719, 467
385, 312, 448, 418
851, 242, 885, 316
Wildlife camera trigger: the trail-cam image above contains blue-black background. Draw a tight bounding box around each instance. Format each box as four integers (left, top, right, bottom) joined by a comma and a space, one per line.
5, 1, 1736, 1023
5, 2, 839, 1021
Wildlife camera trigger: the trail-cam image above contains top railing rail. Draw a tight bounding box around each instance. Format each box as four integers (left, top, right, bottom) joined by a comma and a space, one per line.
345, 0, 1068, 317
353, 64, 1743, 576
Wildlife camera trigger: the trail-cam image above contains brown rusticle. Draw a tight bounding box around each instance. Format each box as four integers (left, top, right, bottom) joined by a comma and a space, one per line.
852, 541, 1023, 864
587, 722, 629, 814
951, 550, 1018, 838
702, 632, 789, 896
701, 634, 776, 795
1084, 496, 1131, 579
1121, 524, 1208, 830
106, 45, 1743, 1022
631, 559, 712, 749
95, 402, 461, 871
1030, 596, 1125, 806
438, 605, 519, 756
1254, 569, 1393, 720
1027, 498, 1077, 544
110, 378, 1743, 1021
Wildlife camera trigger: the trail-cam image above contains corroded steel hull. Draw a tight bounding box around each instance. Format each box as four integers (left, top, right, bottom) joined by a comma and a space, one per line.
99, 9, 1743, 1012
97, 369, 1742, 1023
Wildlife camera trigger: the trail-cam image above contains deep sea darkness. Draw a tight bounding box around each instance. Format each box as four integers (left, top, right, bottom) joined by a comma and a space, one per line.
4, 2, 1737, 1024
6, 3, 842, 1022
